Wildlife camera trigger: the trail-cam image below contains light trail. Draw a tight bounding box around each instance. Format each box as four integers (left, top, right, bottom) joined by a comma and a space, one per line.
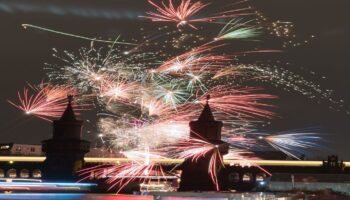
22, 24, 137, 46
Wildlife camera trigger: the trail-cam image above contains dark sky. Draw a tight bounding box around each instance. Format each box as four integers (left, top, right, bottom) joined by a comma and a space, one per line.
0, 0, 350, 159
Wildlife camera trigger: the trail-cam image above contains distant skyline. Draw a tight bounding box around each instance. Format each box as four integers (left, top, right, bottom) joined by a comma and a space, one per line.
1, 0, 350, 159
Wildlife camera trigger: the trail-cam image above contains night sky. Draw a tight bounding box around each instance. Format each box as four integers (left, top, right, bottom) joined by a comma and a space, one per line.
1, 0, 350, 159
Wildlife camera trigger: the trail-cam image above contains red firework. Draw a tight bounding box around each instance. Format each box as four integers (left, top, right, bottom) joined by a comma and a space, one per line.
165, 136, 225, 191
169, 137, 217, 161
78, 150, 168, 193
99, 76, 139, 105
143, 0, 208, 29
8, 84, 86, 121
142, 0, 254, 29
156, 44, 230, 74
79, 162, 166, 193
199, 86, 277, 119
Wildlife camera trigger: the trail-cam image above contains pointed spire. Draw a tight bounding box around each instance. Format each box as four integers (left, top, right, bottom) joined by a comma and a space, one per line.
198, 95, 215, 121
60, 95, 77, 121
206, 94, 210, 103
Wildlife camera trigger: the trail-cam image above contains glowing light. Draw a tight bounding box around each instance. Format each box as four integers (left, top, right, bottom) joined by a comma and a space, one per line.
22, 24, 136, 45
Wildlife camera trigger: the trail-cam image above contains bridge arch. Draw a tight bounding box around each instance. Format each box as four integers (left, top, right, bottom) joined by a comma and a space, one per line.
32, 169, 42, 178
255, 173, 266, 181
242, 172, 253, 182
0, 169, 4, 178
20, 169, 30, 178
228, 172, 240, 183
7, 169, 17, 178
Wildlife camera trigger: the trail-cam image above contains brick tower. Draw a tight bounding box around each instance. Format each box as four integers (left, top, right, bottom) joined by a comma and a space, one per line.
179, 95, 229, 191
42, 96, 90, 181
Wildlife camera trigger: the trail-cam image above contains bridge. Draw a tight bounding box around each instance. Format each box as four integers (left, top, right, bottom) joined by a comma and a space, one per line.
1, 156, 350, 166
2, 100, 348, 192
1, 156, 349, 191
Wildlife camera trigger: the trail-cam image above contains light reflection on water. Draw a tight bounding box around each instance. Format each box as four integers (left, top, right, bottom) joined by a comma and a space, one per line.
0, 194, 120, 200
0, 193, 291, 200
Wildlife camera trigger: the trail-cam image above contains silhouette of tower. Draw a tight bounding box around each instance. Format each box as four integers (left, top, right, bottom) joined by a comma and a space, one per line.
42, 96, 90, 181
179, 95, 229, 191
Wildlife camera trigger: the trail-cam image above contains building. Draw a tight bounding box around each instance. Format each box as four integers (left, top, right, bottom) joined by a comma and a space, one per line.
0, 143, 42, 156
0, 143, 121, 158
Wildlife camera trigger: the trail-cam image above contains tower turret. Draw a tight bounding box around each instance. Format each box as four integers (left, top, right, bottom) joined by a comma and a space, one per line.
179, 96, 229, 191
42, 96, 90, 181
189, 95, 223, 141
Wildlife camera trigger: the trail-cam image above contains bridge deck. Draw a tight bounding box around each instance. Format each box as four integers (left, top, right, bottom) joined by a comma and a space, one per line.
0, 156, 349, 167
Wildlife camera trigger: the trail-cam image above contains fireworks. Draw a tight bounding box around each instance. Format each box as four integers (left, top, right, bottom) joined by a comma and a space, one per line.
155, 44, 230, 74
99, 77, 140, 105
212, 67, 241, 79
215, 19, 261, 41
98, 116, 190, 150
259, 130, 323, 160
12, 0, 344, 193
208, 148, 225, 191
142, 98, 172, 117
199, 86, 276, 119
154, 84, 188, 108
142, 0, 254, 29
45, 44, 156, 94
142, 0, 209, 29
8, 84, 86, 121
255, 12, 316, 48
167, 137, 217, 161
78, 148, 168, 192
22, 24, 136, 45
165, 137, 226, 190
235, 64, 345, 111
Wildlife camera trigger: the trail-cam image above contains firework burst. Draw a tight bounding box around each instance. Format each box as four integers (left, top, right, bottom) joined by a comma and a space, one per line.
78, 149, 168, 192
143, 0, 208, 29
198, 86, 276, 119
8, 84, 87, 121
99, 76, 140, 105
215, 19, 261, 41
259, 130, 323, 160
13, 0, 342, 193
164, 137, 226, 190
46, 44, 156, 94
142, 0, 254, 29
155, 44, 230, 74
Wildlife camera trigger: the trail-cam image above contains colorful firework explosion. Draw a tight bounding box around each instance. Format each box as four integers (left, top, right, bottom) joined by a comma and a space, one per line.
78, 148, 168, 192
142, 0, 254, 29
8, 84, 87, 121
259, 130, 323, 160
10, 0, 345, 193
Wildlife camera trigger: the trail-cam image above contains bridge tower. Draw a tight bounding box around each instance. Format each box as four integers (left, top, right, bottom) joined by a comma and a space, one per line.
179, 95, 229, 191
42, 96, 90, 181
